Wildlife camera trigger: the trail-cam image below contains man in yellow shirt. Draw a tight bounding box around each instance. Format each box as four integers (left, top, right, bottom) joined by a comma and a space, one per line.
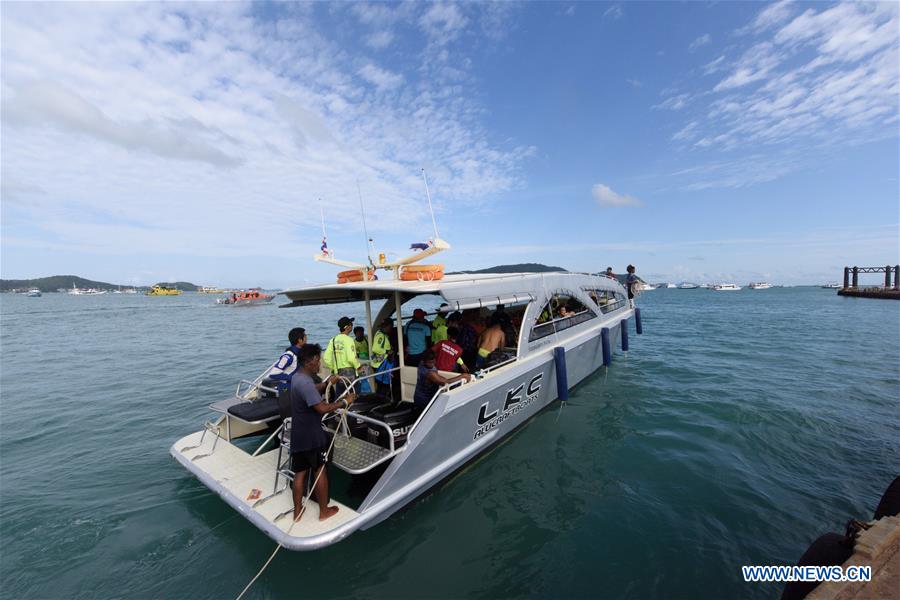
370, 320, 393, 394
323, 317, 363, 386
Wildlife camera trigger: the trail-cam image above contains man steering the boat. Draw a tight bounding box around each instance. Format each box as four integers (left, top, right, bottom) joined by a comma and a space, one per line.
291, 343, 354, 522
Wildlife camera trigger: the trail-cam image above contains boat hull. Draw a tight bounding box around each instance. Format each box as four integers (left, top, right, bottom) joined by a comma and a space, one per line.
171, 311, 630, 550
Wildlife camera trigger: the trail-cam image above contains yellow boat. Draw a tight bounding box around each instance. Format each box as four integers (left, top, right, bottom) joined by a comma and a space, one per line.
147, 285, 182, 296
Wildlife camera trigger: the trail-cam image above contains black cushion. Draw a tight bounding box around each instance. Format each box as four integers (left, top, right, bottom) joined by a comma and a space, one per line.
228, 397, 281, 422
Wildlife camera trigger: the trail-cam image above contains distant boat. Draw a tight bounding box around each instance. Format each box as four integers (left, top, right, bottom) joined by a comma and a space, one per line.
665, 283, 677, 289
198, 286, 225, 294
821, 283, 841, 289
748, 282, 772, 290
216, 289, 274, 306
68, 283, 106, 295
147, 285, 182, 296
712, 283, 742, 291
26, 288, 42, 297
678, 283, 699, 289
637, 282, 656, 291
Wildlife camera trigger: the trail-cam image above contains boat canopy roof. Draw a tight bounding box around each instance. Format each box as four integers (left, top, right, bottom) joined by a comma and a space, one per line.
281, 272, 624, 310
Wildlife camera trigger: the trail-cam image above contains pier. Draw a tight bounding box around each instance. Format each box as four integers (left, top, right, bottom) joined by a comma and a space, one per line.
837, 265, 900, 300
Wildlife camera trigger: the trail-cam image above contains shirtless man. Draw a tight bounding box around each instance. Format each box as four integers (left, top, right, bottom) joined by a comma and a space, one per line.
476, 315, 506, 369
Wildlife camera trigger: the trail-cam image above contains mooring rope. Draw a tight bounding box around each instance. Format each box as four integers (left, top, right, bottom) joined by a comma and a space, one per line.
236, 376, 354, 600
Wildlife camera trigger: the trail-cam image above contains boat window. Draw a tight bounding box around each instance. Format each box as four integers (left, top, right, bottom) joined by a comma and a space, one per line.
583, 288, 627, 314
529, 292, 597, 342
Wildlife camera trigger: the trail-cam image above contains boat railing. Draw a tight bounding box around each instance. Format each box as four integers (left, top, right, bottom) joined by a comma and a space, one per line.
320, 365, 407, 475
234, 360, 279, 399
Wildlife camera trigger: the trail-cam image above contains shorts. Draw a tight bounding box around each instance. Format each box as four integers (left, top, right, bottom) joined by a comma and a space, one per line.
291, 448, 328, 472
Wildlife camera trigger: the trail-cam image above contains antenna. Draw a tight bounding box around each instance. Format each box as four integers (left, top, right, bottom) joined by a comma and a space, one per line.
319, 204, 329, 257
421, 168, 440, 241
356, 178, 373, 264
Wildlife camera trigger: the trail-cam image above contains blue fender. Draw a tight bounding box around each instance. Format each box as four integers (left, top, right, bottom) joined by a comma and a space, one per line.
553, 346, 568, 403
601, 327, 611, 366
621, 318, 629, 351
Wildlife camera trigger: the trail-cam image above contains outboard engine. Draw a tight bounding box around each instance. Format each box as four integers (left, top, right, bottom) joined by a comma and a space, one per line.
366, 404, 416, 449
344, 394, 387, 438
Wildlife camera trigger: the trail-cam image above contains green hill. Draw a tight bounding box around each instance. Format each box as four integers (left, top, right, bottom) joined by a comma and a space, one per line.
450, 263, 568, 275
0, 275, 198, 293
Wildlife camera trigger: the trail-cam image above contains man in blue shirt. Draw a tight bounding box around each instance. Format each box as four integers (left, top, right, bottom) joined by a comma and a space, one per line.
290, 344, 353, 522
404, 308, 432, 366
268, 327, 306, 391
625, 264, 638, 305
413, 349, 471, 408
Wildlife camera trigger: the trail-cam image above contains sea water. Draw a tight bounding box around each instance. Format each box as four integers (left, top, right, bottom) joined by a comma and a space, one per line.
1, 288, 897, 599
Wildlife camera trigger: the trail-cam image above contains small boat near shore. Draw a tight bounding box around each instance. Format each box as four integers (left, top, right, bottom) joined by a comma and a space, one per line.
147, 285, 182, 296
216, 289, 274, 306
821, 283, 841, 289
712, 283, 742, 291
748, 282, 772, 290
678, 282, 699, 289
26, 288, 42, 297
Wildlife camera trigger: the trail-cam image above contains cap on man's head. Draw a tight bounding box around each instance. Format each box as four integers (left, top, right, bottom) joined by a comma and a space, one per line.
438, 303, 450, 314
413, 308, 426, 319
337, 316, 354, 330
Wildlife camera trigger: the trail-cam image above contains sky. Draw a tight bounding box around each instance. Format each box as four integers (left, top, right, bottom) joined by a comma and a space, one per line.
1, 1, 898, 288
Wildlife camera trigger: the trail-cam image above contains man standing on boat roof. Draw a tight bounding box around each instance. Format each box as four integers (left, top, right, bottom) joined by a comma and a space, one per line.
404, 309, 432, 367
268, 327, 306, 391
625, 265, 638, 305
290, 344, 352, 522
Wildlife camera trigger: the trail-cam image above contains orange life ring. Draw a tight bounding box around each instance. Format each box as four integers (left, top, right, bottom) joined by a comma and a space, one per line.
337, 268, 370, 278
400, 270, 444, 281
402, 264, 444, 273
337, 269, 375, 284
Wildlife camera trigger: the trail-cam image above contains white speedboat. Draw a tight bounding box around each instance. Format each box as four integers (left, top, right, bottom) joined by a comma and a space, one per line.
748, 282, 772, 290
26, 288, 42, 297
821, 283, 841, 289
68, 283, 106, 295
637, 282, 656, 291
665, 283, 677, 289
171, 242, 640, 551
712, 283, 741, 291
678, 283, 699, 289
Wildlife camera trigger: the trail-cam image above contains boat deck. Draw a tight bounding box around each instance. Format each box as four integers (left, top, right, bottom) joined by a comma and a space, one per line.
171, 431, 359, 544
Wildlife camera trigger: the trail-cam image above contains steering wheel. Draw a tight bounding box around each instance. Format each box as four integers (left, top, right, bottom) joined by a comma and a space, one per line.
324, 375, 354, 406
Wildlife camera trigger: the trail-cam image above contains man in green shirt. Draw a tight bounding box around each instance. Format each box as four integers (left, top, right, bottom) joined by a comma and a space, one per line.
353, 326, 369, 359
433, 303, 450, 329
323, 317, 363, 385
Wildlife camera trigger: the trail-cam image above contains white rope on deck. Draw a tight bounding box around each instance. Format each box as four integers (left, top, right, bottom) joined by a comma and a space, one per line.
236, 381, 354, 600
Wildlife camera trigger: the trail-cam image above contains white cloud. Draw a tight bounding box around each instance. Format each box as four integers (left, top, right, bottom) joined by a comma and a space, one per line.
603, 5, 623, 20
660, 1, 899, 189
591, 183, 641, 207
689, 33, 711, 51
0, 2, 533, 267
626, 78, 642, 88
365, 30, 394, 50
357, 64, 404, 90
419, 3, 468, 47
654, 93, 690, 110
